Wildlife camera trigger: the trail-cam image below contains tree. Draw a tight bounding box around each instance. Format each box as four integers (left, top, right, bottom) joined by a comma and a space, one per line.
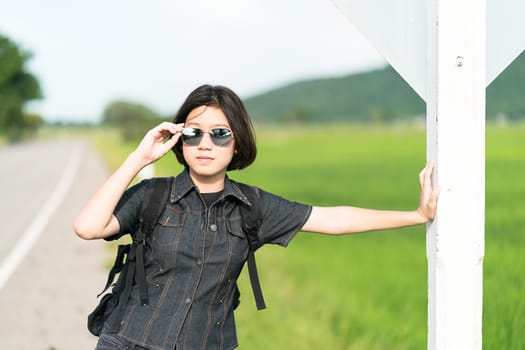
0, 33, 42, 141
102, 100, 162, 140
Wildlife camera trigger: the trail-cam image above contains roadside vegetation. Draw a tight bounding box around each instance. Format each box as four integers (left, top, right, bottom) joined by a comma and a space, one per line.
0, 34, 42, 142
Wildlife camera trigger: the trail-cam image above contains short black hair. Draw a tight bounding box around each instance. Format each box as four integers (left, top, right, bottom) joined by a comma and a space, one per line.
171, 84, 257, 171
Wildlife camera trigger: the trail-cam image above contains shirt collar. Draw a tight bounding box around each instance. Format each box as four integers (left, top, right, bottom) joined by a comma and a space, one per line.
169, 169, 252, 206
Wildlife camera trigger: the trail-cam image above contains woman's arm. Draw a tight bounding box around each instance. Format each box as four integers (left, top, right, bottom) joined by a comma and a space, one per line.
73, 122, 182, 240
302, 161, 439, 235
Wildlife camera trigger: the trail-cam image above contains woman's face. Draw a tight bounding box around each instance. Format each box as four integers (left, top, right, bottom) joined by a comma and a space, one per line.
182, 105, 235, 183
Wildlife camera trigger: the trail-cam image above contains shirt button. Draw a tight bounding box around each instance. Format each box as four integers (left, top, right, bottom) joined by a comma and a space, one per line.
184, 297, 191, 304
196, 259, 203, 266
210, 224, 218, 232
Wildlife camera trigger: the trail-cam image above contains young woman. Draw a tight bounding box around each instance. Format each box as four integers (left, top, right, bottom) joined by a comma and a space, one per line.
74, 84, 439, 350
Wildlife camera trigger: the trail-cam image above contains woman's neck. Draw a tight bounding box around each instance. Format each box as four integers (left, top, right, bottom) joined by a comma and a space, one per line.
189, 169, 226, 193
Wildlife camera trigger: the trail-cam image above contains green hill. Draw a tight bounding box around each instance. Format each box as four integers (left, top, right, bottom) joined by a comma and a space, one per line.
244, 51, 525, 123
487, 51, 525, 121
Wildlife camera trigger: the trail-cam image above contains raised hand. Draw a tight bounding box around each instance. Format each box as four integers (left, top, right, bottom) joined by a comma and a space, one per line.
417, 160, 440, 221
134, 122, 183, 165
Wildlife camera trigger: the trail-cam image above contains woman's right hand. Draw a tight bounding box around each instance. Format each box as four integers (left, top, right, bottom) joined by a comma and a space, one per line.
133, 122, 183, 166
74, 122, 184, 240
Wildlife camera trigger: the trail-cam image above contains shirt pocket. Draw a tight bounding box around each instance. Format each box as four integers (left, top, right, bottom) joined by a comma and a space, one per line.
225, 217, 248, 263
153, 206, 186, 247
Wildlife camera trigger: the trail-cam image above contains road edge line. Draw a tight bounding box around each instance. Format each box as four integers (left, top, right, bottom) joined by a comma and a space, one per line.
0, 144, 83, 290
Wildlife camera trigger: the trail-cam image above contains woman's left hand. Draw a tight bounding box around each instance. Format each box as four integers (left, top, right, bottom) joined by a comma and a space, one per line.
417, 160, 440, 221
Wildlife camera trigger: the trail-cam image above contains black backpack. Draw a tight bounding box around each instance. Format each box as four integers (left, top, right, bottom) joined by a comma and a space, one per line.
87, 177, 265, 336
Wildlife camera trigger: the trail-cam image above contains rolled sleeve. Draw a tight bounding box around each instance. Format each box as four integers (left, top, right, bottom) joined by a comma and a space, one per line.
104, 180, 147, 241
258, 190, 312, 247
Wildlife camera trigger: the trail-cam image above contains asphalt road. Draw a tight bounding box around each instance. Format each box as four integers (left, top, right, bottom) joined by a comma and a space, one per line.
0, 139, 110, 349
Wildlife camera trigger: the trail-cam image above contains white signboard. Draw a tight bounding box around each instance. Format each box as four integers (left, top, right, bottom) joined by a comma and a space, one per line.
331, 0, 525, 99
331, 0, 427, 98
486, 0, 525, 85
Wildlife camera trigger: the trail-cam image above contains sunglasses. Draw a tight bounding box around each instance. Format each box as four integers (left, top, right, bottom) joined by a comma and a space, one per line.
181, 127, 233, 147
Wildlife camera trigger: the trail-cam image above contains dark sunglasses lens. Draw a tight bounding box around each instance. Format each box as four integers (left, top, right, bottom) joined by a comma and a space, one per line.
181, 128, 232, 147
210, 128, 233, 146
181, 128, 202, 146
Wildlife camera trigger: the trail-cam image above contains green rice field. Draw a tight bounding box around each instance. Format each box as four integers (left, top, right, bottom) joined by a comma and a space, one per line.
94, 123, 525, 349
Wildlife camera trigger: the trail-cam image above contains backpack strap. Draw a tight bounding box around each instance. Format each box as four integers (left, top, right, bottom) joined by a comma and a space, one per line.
109, 245, 137, 332
108, 176, 173, 332
135, 176, 173, 305
236, 182, 266, 310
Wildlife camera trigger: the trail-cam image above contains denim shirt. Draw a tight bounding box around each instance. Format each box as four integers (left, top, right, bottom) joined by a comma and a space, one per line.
106, 169, 312, 350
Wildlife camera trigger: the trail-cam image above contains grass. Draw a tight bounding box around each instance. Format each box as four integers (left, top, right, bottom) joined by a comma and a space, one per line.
231, 125, 428, 349
90, 123, 525, 349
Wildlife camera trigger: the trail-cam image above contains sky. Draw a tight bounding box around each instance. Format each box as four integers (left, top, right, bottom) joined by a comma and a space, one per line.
0, 0, 386, 123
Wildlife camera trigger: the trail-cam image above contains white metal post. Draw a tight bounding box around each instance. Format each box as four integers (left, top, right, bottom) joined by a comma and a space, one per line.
426, 0, 486, 349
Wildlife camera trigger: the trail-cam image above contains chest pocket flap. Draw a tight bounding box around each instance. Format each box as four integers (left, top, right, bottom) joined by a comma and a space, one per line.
225, 217, 245, 239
